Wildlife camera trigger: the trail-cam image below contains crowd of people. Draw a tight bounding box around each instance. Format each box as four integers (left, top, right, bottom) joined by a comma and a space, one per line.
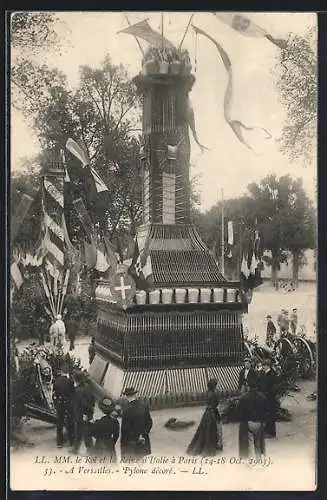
265, 308, 300, 347
52, 351, 278, 462
53, 365, 153, 461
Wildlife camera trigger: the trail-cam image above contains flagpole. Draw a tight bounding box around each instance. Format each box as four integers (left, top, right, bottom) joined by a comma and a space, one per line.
178, 13, 195, 50
238, 221, 244, 281
123, 14, 144, 56
221, 188, 225, 275
161, 12, 164, 48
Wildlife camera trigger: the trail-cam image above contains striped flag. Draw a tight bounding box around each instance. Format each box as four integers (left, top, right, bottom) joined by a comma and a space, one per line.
192, 25, 271, 152
66, 138, 108, 194
128, 235, 153, 288
212, 12, 287, 49
41, 151, 65, 279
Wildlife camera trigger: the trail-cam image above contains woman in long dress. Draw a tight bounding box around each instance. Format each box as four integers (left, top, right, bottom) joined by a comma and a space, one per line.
186, 379, 223, 456
88, 398, 120, 461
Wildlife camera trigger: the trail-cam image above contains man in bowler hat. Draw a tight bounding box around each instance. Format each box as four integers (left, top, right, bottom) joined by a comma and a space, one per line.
120, 387, 153, 458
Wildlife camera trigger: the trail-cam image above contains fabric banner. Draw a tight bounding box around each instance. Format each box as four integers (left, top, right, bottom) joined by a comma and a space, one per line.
240, 227, 262, 291
11, 261, 23, 290
11, 192, 34, 241
212, 12, 287, 49
118, 19, 175, 49
192, 25, 272, 152
187, 97, 209, 153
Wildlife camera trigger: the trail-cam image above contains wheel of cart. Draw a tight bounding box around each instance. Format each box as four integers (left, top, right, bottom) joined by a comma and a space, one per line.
274, 336, 299, 380
244, 340, 276, 364
292, 335, 316, 379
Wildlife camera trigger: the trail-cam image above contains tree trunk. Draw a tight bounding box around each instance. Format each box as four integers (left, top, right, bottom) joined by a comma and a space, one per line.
292, 249, 302, 288
271, 250, 279, 289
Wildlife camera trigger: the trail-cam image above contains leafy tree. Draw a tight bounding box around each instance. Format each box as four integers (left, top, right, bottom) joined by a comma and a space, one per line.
11, 12, 67, 52
193, 174, 316, 286
272, 26, 317, 165
247, 174, 315, 287
11, 12, 70, 112
12, 56, 143, 247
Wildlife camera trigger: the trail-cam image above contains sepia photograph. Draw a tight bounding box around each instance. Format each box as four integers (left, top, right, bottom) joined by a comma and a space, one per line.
9, 11, 317, 491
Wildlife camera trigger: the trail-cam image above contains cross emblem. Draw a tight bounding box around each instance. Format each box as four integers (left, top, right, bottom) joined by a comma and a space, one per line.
110, 267, 136, 309
114, 276, 132, 301
232, 15, 250, 32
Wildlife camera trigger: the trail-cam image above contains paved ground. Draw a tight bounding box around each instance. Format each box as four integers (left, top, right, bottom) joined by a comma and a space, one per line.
10, 282, 317, 491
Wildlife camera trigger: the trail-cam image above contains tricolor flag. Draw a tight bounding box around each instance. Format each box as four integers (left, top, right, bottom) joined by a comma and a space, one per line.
192, 25, 272, 152
118, 19, 175, 49
66, 138, 108, 194
240, 227, 262, 291
212, 12, 287, 49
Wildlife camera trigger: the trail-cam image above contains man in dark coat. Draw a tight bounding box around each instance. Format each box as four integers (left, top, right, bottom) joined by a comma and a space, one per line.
53, 364, 75, 448
237, 377, 269, 459
66, 317, 77, 351
88, 398, 120, 461
238, 357, 257, 393
72, 371, 95, 454
120, 387, 153, 458
266, 315, 276, 347
88, 337, 96, 365
259, 359, 278, 438
290, 308, 298, 335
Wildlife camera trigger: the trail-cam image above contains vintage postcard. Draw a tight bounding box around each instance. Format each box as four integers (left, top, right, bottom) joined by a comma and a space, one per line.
9, 11, 317, 491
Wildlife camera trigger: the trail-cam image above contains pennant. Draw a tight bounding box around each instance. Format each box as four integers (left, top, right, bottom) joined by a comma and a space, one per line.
118, 19, 175, 49
187, 98, 209, 153
212, 12, 287, 49
192, 25, 272, 152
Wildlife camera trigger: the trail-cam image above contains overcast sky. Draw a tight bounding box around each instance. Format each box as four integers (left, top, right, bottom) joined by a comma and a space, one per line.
11, 11, 317, 211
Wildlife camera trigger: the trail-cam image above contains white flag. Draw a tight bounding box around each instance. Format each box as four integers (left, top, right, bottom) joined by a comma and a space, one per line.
227, 221, 234, 246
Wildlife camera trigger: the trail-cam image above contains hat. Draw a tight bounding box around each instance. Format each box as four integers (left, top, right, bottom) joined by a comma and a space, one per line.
266, 315, 272, 319
244, 356, 251, 362
122, 387, 138, 397
98, 397, 114, 415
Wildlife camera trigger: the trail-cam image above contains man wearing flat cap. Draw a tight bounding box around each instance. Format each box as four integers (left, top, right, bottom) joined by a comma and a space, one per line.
120, 387, 153, 458
266, 315, 276, 347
